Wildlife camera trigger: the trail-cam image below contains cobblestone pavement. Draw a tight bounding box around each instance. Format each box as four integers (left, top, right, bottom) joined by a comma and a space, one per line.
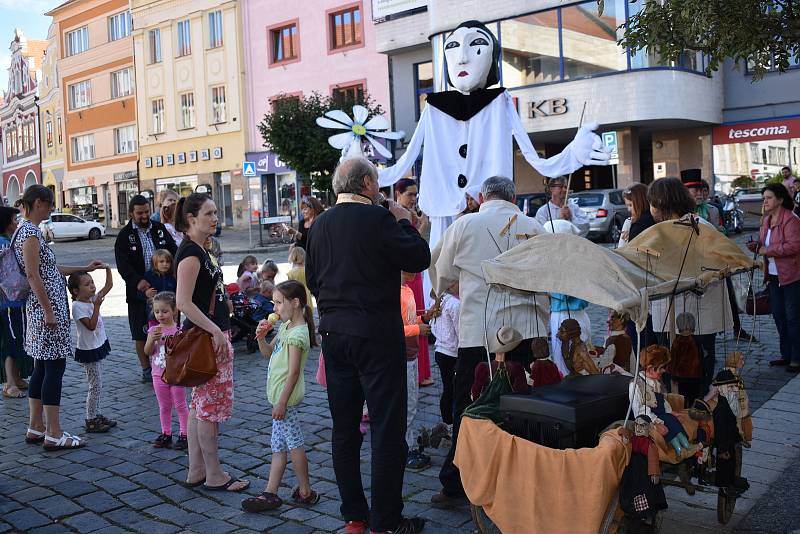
1, 232, 795, 533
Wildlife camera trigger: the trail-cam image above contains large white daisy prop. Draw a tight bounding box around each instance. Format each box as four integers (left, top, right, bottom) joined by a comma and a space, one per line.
316, 105, 405, 160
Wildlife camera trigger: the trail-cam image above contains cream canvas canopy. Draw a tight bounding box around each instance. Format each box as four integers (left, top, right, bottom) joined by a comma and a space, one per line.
481, 216, 758, 330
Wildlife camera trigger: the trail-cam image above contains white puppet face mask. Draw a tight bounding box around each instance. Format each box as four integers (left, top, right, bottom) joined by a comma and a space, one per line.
444, 26, 494, 94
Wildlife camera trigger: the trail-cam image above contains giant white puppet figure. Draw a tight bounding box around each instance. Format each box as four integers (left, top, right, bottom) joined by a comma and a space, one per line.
379, 20, 611, 246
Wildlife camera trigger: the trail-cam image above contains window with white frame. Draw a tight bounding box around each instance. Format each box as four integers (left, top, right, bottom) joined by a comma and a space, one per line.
180, 93, 195, 128
114, 125, 137, 154
110, 68, 134, 99
66, 27, 89, 56
108, 11, 132, 41
68, 80, 92, 110
208, 11, 223, 48
211, 86, 226, 123
57, 116, 63, 144
45, 112, 53, 147
71, 134, 96, 163
148, 29, 162, 63
177, 20, 191, 56
152, 99, 165, 134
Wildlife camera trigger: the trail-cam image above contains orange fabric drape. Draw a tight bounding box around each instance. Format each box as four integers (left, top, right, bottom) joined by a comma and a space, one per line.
454, 418, 631, 534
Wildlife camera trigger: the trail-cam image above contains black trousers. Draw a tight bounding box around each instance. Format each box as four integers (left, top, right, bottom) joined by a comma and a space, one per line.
434, 352, 457, 425
322, 331, 407, 531
28, 358, 67, 406
439, 341, 533, 496
696, 333, 717, 391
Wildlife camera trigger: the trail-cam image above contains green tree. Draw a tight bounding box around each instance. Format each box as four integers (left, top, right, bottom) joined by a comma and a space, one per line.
258, 92, 384, 192
732, 175, 756, 189
600, 0, 800, 80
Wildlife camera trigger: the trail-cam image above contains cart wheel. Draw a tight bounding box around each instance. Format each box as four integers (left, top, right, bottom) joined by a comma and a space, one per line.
717, 487, 737, 524
470, 505, 501, 534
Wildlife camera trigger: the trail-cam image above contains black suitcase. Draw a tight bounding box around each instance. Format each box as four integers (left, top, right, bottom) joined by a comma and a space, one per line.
499, 374, 631, 449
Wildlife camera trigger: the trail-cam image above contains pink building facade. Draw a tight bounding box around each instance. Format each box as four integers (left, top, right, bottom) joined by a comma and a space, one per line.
241, 0, 391, 220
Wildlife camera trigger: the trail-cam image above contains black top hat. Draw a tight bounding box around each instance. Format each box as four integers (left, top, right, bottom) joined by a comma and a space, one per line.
712, 369, 739, 386
680, 168, 703, 188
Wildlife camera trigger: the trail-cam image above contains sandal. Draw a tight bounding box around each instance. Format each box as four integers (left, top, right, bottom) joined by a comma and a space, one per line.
3, 388, 26, 398
241, 492, 283, 512
43, 432, 85, 451
204, 477, 250, 492
85, 417, 111, 433
25, 428, 45, 444
291, 487, 320, 505
179, 477, 206, 488
96, 415, 117, 428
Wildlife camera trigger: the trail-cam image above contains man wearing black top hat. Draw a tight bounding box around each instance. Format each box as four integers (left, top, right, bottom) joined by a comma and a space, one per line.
681, 169, 756, 343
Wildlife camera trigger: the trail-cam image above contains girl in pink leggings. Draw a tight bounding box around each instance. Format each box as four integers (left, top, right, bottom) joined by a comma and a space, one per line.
143, 292, 189, 450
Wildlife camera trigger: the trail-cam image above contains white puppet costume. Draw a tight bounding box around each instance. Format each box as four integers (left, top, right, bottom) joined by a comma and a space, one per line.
378, 20, 610, 248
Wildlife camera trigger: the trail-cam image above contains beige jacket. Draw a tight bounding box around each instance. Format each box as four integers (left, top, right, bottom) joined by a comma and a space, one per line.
430, 199, 549, 348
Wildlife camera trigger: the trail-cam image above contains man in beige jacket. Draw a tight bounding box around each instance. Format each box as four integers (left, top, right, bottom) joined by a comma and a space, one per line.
429, 176, 549, 506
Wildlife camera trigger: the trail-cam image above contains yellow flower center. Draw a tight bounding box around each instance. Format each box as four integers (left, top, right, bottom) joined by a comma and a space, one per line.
352, 124, 366, 136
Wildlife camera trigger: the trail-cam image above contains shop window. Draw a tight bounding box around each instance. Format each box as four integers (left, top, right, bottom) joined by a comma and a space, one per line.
208, 11, 224, 48
152, 98, 165, 134
414, 62, 433, 119
500, 12, 561, 87
68, 80, 92, 110
332, 83, 363, 107
177, 19, 191, 57
148, 29, 162, 63
66, 26, 88, 56
180, 92, 195, 129
329, 4, 362, 51
108, 11, 132, 42
211, 86, 226, 123
71, 134, 96, 163
270, 22, 299, 64
560, 1, 626, 80
110, 68, 134, 99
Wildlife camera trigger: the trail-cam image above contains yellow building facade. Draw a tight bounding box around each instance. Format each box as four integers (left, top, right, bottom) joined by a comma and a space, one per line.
39, 23, 66, 209
131, 0, 248, 228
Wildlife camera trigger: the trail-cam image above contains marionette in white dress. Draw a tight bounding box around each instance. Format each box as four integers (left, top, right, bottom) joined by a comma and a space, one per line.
378, 20, 611, 247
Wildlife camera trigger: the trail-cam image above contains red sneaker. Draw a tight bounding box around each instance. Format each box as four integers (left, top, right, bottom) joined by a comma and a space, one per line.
345, 520, 368, 534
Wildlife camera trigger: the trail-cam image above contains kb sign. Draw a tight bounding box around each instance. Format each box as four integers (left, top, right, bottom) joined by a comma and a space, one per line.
528, 98, 568, 118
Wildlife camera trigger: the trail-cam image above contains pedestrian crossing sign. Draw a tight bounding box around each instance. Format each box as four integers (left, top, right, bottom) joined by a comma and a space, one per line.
243, 161, 257, 177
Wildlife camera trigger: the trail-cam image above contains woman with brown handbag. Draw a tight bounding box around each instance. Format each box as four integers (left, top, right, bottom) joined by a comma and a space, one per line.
174, 193, 249, 492
747, 183, 800, 373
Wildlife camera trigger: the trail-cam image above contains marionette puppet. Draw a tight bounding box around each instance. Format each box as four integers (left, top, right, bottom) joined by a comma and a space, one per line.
557, 319, 600, 378
602, 310, 635, 374
687, 398, 715, 484
471, 326, 529, 401
668, 312, 704, 404
619, 414, 668, 527
377, 20, 611, 247
630, 345, 703, 459
710, 369, 750, 491
707, 354, 752, 447
529, 337, 561, 388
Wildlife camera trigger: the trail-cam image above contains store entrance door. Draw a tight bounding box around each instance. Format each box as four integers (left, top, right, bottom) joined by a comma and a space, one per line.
214, 172, 234, 227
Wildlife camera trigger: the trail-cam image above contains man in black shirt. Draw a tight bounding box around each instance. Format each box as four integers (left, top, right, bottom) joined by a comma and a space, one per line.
114, 195, 177, 382
307, 157, 430, 534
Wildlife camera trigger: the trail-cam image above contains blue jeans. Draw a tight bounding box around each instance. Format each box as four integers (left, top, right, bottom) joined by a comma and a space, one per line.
768, 276, 800, 365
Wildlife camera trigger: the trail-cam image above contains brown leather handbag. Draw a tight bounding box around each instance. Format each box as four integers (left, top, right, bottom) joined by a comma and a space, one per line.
745, 287, 771, 316
162, 281, 220, 387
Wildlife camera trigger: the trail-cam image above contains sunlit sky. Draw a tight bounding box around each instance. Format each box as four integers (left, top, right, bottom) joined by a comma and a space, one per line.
0, 0, 60, 94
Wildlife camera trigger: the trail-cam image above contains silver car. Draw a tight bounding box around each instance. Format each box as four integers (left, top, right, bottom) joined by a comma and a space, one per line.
571, 189, 630, 243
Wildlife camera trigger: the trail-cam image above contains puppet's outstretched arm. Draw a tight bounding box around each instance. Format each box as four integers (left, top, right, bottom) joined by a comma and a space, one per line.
378, 106, 428, 187
507, 94, 610, 177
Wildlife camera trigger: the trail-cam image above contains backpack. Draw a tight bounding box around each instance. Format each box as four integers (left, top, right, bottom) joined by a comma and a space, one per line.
0, 227, 30, 303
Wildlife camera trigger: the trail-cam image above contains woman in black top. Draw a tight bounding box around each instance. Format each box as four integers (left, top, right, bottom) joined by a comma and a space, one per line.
174, 193, 249, 492
288, 196, 324, 249
623, 183, 656, 242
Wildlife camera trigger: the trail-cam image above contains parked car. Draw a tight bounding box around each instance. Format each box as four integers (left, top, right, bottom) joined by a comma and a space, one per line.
40, 213, 105, 241
733, 188, 762, 203
571, 189, 629, 243
516, 193, 548, 217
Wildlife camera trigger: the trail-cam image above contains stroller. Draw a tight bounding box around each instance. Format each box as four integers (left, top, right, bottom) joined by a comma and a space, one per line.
226, 283, 262, 353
